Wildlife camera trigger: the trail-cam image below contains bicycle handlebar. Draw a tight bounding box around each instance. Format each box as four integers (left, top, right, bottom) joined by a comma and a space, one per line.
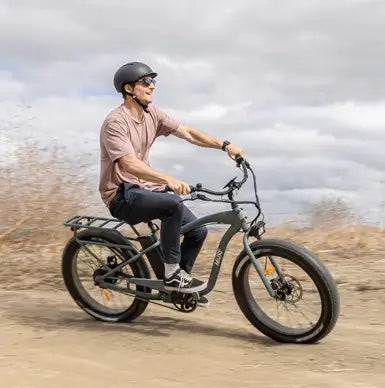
164, 154, 262, 223
190, 154, 248, 195
164, 154, 249, 196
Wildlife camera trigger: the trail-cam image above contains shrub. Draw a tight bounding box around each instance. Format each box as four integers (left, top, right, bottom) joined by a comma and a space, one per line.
306, 196, 356, 229
0, 140, 93, 244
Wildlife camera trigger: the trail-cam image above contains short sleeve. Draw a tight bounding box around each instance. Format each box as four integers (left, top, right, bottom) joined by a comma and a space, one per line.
102, 120, 135, 162
155, 108, 180, 138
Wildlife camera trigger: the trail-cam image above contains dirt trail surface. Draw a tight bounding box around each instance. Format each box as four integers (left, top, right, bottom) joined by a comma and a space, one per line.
1, 229, 384, 387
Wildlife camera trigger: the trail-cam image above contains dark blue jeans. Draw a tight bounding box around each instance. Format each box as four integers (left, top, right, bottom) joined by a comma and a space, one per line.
109, 184, 208, 274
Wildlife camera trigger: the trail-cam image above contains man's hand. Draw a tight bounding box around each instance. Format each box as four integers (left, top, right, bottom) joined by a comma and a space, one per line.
225, 144, 244, 160
166, 176, 191, 195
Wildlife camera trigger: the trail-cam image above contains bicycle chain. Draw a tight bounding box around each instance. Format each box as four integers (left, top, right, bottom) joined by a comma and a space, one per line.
119, 289, 191, 312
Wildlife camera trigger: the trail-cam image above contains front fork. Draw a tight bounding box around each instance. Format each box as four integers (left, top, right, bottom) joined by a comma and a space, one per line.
243, 227, 285, 299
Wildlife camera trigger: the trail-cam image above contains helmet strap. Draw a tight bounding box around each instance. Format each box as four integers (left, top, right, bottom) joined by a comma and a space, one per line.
125, 91, 150, 113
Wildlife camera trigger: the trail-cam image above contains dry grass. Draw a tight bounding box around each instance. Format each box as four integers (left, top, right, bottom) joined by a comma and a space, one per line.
0, 143, 92, 244
263, 225, 385, 256
0, 224, 384, 292
0, 143, 384, 292
0, 141, 95, 289
305, 196, 357, 229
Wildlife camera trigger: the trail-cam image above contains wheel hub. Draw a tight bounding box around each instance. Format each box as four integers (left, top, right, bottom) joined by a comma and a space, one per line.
271, 275, 303, 303
93, 255, 121, 285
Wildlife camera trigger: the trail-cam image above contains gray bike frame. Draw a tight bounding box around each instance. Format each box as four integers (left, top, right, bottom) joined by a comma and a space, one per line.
92, 204, 282, 300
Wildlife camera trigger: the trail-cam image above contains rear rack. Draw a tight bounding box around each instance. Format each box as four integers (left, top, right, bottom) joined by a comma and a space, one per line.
64, 215, 160, 239
64, 215, 127, 231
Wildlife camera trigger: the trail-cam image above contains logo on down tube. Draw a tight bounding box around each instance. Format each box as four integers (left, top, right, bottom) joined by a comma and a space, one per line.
214, 249, 223, 266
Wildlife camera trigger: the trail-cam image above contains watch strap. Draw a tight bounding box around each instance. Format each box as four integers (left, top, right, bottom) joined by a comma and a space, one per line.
222, 140, 231, 151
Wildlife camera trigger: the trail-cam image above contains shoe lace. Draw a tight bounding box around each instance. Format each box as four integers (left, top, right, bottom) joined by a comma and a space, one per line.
177, 270, 192, 290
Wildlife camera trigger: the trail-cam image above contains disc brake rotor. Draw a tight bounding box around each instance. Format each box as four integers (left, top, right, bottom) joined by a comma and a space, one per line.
271, 274, 303, 303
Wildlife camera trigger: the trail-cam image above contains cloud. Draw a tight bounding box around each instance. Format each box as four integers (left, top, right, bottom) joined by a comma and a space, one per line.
285, 101, 385, 131
0, 72, 26, 99
1, 0, 385, 225
3, 0, 385, 105
168, 101, 252, 123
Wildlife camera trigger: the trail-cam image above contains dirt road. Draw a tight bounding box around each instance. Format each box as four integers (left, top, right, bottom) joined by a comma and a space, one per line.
0, 285, 384, 388
0, 229, 384, 387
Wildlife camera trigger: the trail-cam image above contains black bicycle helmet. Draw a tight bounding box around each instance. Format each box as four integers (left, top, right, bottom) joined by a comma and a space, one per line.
113, 62, 157, 93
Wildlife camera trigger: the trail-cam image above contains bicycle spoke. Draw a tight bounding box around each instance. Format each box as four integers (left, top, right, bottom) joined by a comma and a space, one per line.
285, 303, 302, 327
81, 256, 98, 272
291, 302, 314, 326
301, 303, 317, 320
74, 242, 133, 313
275, 300, 280, 321
81, 245, 106, 268
247, 255, 321, 331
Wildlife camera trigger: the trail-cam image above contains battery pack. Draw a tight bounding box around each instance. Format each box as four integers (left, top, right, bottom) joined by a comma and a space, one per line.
137, 235, 165, 279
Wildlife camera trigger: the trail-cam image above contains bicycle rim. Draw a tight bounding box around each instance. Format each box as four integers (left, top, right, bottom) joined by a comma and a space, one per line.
72, 240, 135, 315
244, 253, 323, 334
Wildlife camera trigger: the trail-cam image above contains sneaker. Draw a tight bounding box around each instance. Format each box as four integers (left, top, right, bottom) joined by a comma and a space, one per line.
164, 269, 206, 293
197, 295, 210, 308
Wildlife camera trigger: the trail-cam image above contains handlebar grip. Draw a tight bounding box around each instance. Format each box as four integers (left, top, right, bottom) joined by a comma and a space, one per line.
165, 185, 196, 193
235, 154, 244, 164
235, 154, 250, 168
235, 154, 247, 168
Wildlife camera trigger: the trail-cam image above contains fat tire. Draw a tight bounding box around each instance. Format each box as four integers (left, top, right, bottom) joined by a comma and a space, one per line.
232, 239, 340, 343
62, 229, 151, 322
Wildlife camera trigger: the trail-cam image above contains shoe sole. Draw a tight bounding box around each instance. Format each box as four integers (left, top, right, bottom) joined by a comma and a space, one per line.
163, 282, 206, 293
197, 301, 210, 308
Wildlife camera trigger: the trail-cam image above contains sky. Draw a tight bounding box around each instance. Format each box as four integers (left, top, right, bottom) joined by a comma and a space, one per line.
0, 0, 384, 226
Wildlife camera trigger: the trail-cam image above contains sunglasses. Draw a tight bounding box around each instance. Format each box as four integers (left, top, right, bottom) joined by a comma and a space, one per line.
137, 77, 156, 87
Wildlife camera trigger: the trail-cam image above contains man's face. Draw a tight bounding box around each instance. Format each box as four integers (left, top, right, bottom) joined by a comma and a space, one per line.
132, 76, 156, 104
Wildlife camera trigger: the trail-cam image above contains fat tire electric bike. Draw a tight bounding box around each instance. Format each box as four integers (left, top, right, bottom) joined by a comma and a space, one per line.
62, 156, 340, 343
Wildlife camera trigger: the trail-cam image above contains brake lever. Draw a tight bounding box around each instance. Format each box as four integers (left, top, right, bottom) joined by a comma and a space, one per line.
196, 193, 211, 201
223, 176, 237, 189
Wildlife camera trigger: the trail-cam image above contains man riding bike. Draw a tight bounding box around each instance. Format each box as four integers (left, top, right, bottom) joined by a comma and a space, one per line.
99, 61, 244, 306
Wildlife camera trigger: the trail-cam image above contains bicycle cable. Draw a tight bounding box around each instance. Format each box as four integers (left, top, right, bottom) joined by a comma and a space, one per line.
180, 158, 265, 229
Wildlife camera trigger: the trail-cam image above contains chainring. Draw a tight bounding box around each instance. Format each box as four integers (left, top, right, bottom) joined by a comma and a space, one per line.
171, 292, 199, 312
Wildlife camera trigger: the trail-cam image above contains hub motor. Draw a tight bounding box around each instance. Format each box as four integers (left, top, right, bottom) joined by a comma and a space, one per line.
93, 255, 121, 285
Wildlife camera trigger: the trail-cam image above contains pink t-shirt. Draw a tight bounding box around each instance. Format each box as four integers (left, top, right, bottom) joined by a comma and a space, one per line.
99, 104, 180, 207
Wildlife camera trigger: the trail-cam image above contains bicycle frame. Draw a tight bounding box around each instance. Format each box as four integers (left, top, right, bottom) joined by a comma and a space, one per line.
81, 205, 280, 300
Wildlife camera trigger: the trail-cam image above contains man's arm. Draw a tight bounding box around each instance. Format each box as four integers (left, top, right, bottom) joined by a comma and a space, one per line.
117, 154, 190, 195
118, 154, 169, 184
173, 124, 243, 159
173, 124, 222, 149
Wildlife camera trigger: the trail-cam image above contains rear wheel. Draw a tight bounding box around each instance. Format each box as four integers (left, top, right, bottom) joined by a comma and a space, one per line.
232, 239, 339, 343
62, 229, 150, 322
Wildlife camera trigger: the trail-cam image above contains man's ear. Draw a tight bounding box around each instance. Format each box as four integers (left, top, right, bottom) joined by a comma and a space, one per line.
124, 83, 134, 94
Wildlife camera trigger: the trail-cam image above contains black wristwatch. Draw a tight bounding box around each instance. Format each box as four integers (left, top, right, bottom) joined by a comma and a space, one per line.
222, 140, 231, 151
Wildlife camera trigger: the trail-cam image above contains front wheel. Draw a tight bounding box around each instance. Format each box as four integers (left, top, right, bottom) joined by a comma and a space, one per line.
232, 239, 340, 343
